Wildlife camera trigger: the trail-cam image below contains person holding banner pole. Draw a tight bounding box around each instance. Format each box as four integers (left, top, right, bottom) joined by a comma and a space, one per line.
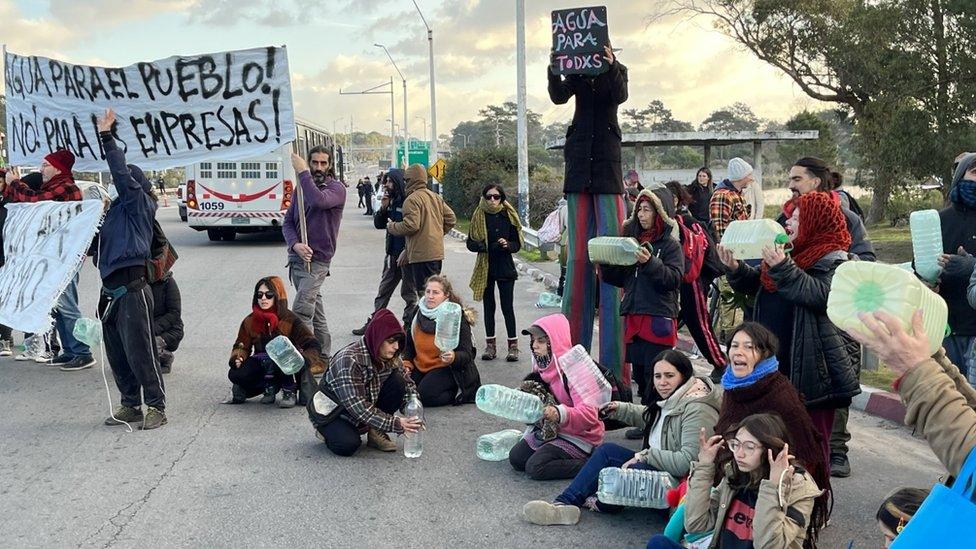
94, 108, 167, 430
283, 147, 346, 363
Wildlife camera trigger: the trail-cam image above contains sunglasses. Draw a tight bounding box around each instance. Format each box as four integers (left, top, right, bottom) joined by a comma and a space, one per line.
485, 194, 502, 201
255, 291, 275, 299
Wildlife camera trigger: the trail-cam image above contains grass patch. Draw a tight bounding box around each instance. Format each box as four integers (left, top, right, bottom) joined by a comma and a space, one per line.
518, 248, 552, 262
454, 217, 471, 234
866, 223, 911, 264
860, 365, 900, 391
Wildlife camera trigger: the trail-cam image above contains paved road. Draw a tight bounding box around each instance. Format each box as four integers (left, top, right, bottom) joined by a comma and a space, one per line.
0, 193, 945, 548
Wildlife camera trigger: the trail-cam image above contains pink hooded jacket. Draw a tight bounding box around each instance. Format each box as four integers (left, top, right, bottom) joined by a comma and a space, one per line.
530, 314, 605, 450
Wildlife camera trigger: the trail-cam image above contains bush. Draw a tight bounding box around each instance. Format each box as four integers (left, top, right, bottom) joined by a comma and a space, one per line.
884, 186, 944, 226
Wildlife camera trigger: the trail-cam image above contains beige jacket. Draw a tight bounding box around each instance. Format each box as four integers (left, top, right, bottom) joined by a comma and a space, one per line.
899, 349, 976, 477
684, 461, 822, 549
387, 174, 456, 264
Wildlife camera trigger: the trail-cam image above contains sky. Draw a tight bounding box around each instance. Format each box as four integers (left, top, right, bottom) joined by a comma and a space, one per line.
2, 0, 827, 141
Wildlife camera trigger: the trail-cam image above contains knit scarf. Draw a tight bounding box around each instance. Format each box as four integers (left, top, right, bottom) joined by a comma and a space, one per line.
469, 198, 523, 301
638, 215, 664, 245
250, 305, 279, 335
414, 300, 449, 334
950, 179, 976, 208
721, 356, 780, 390
761, 191, 850, 292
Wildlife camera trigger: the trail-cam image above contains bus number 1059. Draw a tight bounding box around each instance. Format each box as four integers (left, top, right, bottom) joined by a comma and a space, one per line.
199, 202, 226, 211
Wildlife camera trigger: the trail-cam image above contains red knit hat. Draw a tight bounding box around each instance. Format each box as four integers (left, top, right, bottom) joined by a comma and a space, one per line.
44, 149, 75, 174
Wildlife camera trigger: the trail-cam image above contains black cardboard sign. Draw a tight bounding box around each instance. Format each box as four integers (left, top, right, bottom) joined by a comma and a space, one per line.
550, 6, 610, 76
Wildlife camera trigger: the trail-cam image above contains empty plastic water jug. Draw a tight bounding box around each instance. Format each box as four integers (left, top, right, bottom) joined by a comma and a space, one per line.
476, 429, 524, 461
73, 317, 102, 348
403, 391, 424, 458
265, 335, 305, 375
434, 301, 463, 351
558, 345, 612, 407
587, 237, 641, 266
827, 261, 949, 355
910, 209, 944, 284
596, 467, 676, 509
536, 292, 562, 309
719, 219, 789, 260
475, 384, 544, 423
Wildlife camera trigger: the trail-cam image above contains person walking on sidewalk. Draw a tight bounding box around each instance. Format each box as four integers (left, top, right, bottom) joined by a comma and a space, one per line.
363, 175, 374, 216
467, 184, 523, 362
94, 109, 166, 430
282, 147, 346, 360
386, 164, 456, 321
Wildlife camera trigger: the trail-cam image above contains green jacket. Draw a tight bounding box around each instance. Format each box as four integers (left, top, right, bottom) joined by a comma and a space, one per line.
609, 377, 722, 479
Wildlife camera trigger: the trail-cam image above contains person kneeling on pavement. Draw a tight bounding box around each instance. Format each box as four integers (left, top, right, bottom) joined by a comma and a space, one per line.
226, 276, 326, 407
307, 309, 423, 456
152, 272, 184, 374
402, 274, 481, 407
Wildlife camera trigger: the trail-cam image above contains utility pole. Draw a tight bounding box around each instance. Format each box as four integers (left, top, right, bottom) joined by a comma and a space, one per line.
516, 0, 529, 225
375, 44, 407, 167
412, 0, 437, 165
339, 80, 396, 168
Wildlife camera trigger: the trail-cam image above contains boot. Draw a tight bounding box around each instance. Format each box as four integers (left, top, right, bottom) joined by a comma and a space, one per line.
352, 317, 371, 336
505, 338, 519, 362
261, 386, 278, 405
366, 427, 397, 452
481, 338, 497, 361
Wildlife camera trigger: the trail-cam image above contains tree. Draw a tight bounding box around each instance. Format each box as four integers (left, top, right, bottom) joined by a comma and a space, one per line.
699, 102, 761, 132
776, 110, 841, 169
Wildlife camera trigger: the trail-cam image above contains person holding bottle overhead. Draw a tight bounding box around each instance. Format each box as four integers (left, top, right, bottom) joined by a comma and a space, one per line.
509, 314, 605, 480
646, 413, 825, 549
522, 350, 720, 526
600, 188, 684, 415
225, 276, 326, 408
467, 184, 523, 362
402, 274, 481, 407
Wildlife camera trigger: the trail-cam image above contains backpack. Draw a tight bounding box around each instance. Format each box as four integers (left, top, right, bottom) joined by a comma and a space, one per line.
538, 207, 562, 243
146, 218, 178, 283
676, 216, 709, 283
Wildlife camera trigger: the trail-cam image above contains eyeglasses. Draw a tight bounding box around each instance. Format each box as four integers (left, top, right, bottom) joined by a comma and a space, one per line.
727, 439, 763, 454
255, 291, 275, 299
485, 194, 502, 201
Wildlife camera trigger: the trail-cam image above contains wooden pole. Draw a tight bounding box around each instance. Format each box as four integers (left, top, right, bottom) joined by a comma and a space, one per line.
296, 182, 311, 272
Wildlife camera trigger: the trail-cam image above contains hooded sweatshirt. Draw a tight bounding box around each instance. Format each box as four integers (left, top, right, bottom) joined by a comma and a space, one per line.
97, 133, 156, 281
283, 170, 346, 263
387, 164, 457, 264
528, 314, 605, 451
373, 168, 408, 257
938, 153, 976, 336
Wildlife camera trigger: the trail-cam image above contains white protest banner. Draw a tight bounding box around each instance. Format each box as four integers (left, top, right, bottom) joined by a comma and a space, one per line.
0, 200, 103, 333
4, 46, 296, 171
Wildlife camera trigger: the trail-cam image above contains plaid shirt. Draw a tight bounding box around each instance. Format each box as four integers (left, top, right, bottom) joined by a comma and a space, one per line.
708, 187, 751, 240
323, 338, 415, 433
3, 177, 82, 203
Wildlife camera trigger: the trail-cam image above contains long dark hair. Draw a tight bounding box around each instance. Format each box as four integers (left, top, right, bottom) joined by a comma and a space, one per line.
793, 156, 842, 191
693, 167, 714, 191
640, 350, 695, 448
876, 487, 930, 538
665, 180, 693, 209
481, 184, 507, 203
308, 145, 335, 178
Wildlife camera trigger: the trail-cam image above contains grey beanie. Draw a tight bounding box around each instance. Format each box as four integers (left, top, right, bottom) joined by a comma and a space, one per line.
727, 157, 753, 181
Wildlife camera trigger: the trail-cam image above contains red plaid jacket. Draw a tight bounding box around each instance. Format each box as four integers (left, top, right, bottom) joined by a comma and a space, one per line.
3, 173, 82, 203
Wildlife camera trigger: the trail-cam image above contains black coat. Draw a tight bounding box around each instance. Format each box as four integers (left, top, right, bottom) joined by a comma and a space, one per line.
465, 209, 521, 281
374, 169, 408, 257
548, 62, 628, 195
151, 275, 184, 351
727, 254, 861, 408
938, 202, 976, 336
403, 309, 481, 405
685, 182, 713, 229
600, 231, 684, 319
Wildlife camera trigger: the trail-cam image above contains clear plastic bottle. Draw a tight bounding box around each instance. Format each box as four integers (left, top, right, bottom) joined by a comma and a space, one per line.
596, 467, 676, 508
536, 292, 563, 309
827, 261, 949, 355
587, 237, 641, 265
475, 384, 544, 423
909, 209, 944, 284
719, 219, 789, 260
434, 301, 463, 351
558, 345, 612, 407
476, 429, 524, 461
265, 335, 305, 375
73, 317, 102, 348
403, 391, 424, 458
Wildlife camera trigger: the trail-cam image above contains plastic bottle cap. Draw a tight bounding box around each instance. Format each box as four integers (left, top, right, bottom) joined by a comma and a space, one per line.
774, 233, 790, 245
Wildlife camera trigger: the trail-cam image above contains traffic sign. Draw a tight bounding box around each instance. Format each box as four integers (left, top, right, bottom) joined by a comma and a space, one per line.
397, 140, 429, 168
428, 158, 447, 181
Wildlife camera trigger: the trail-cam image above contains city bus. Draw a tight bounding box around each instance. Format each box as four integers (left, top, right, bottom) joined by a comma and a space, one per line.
183, 118, 344, 241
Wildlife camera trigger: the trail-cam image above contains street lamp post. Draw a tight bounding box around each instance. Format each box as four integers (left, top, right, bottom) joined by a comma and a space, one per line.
515, 0, 529, 225
415, 116, 427, 146
375, 43, 407, 166
412, 0, 437, 165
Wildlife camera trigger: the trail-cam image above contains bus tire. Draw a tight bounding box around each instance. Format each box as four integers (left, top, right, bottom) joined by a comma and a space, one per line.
221, 230, 237, 241
207, 229, 221, 242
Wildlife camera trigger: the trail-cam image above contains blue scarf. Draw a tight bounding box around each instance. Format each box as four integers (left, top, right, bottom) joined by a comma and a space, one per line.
950, 179, 976, 209
721, 356, 780, 390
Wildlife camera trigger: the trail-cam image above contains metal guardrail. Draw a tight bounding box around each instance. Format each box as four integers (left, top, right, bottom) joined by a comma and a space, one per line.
522, 227, 558, 253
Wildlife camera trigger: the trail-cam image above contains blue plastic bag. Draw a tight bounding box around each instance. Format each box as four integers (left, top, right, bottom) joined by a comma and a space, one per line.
891, 447, 976, 547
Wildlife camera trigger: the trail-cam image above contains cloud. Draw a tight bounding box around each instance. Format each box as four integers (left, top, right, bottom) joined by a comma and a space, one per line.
47, 0, 191, 28
185, 0, 340, 27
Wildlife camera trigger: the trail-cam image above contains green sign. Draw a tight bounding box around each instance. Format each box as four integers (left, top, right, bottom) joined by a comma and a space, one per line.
397, 140, 429, 168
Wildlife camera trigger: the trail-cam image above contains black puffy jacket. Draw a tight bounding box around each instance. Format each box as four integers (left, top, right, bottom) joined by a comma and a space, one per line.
151, 274, 184, 351
728, 253, 861, 408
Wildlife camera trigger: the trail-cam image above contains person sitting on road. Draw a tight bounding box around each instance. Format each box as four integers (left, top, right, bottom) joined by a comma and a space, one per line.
307, 308, 422, 456
522, 350, 721, 526
151, 272, 184, 374
509, 314, 605, 481
226, 276, 326, 408
647, 413, 824, 549
876, 487, 930, 548
402, 274, 481, 407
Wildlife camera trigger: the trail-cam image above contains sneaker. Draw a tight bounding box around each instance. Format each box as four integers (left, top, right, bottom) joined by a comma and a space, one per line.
105, 405, 144, 426
830, 453, 851, 478
33, 349, 54, 363
625, 427, 644, 440
228, 384, 247, 404
60, 356, 96, 371
278, 390, 297, 408
141, 407, 167, 430
261, 387, 278, 405
15, 336, 39, 361
366, 427, 397, 452
522, 501, 581, 526
0, 340, 13, 357
51, 354, 74, 365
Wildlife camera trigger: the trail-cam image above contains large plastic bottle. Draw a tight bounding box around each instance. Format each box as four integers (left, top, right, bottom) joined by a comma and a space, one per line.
73, 317, 102, 348
587, 237, 641, 265
265, 335, 305, 375
403, 391, 424, 458
719, 219, 789, 260
827, 261, 948, 355
434, 301, 463, 351
558, 345, 612, 407
909, 209, 944, 284
536, 292, 563, 309
475, 384, 544, 423
596, 467, 676, 508
476, 429, 524, 461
